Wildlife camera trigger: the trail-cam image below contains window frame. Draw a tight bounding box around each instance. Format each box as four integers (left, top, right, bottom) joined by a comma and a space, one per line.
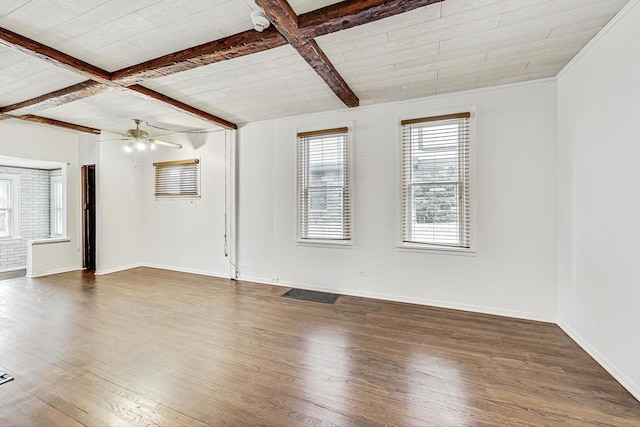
398, 111, 475, 254
50, 174, 65, 237
296, 126, 352, 246
153, 159, 201, 199
0, 174, 20, 241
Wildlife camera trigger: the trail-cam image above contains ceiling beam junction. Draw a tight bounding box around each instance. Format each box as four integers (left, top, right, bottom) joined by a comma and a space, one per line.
255, 0, 359, 107
0, 30, 237, 130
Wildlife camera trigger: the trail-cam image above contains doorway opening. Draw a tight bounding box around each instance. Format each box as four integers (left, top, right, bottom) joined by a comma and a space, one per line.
82, 165, 96, 271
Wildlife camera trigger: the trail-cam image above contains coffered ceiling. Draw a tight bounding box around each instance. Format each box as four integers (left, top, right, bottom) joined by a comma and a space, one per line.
0, 0, 631, 136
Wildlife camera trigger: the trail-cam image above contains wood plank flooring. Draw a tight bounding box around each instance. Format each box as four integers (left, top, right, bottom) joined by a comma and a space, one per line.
0, 267, 638, 426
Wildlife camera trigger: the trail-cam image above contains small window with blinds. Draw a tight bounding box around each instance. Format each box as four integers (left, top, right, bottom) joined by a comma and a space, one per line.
401, 113, 471, 249
154, 159, 200, 198
297, 127, 351, 242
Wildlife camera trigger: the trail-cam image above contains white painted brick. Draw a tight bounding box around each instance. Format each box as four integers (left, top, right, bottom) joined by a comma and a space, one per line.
0, 167, 60, 270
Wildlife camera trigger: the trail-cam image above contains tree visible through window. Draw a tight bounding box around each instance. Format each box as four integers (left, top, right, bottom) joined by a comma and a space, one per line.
401, 113, 471, 248
297, 127, 351, 241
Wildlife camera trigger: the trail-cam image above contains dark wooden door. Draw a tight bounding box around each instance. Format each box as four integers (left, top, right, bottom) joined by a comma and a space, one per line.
82, 165, 96, 271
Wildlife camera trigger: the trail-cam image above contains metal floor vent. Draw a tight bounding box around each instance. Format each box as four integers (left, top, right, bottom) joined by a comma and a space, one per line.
282, 288, 340, 304
0, 372, 14, 386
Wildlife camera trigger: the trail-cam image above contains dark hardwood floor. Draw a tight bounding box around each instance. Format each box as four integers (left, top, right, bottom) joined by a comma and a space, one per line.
0, 267, 638, 426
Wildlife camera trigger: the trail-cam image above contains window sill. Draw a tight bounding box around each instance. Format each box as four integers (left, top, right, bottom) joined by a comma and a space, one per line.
296, 239, 352, 248
30, 237, 70, 245
397, 243, 476, 256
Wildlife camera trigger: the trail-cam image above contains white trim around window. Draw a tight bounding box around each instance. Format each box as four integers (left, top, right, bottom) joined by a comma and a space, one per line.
398, 111, 475, 253
153, 159, 201, 198
0, 174, 20, 241
296, 126, 352, 245
50, 175, 65, 237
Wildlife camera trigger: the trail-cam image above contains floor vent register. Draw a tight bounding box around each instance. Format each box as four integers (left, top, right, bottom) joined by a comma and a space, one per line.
0, 372, 14, 386
282, 288, 341, 304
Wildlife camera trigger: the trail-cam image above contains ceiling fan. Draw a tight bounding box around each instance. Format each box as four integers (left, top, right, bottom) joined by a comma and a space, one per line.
106, 119, 183, 152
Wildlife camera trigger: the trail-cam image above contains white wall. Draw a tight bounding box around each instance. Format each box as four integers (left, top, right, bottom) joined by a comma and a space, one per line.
237, 80, 559, 321
95, 130, 229, 277
0, 120, 82, 275
557, 0, 640, 400
95, 138, 144, 273
140, 131, 229, 277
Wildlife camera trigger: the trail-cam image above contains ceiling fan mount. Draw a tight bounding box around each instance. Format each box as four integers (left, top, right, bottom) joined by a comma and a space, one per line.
125, 119, 149, 140
113, 119, 183, 152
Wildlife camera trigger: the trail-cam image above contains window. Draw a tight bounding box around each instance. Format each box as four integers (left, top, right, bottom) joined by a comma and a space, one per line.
0, 174, 19, 239
50, 175, 63, 236
154, 159, 200, 198
297, 127, 351, 242
401, 113, 471, 249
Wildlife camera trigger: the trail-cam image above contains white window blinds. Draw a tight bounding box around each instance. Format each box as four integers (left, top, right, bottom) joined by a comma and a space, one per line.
297, 127, 351, 241
401, 113, 471, 248
154, 159, 200, 198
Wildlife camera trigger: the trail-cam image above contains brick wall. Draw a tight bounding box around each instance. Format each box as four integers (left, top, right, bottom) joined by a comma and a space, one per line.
0, 166, 59, 271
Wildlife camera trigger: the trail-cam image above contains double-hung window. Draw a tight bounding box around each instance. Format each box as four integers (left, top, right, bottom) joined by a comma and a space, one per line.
297, 127, 351, 242
401, 113, 471, 249
0, 175, 19, 239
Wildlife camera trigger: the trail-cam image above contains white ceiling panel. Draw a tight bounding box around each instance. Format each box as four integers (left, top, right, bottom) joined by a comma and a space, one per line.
316, 0, 628, 106
143, 45, 345, 124
0, 0, 255, 71
287, 0, 343, 15
39, 88, 222, 134
0, 0, 76, 36
0, 47, 85, 106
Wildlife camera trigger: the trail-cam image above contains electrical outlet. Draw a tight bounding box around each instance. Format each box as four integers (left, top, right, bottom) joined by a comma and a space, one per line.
357, 271, 367, 277
272, 277, 279, 283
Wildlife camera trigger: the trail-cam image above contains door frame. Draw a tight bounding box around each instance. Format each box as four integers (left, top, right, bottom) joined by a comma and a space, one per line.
81, 165, 96, 271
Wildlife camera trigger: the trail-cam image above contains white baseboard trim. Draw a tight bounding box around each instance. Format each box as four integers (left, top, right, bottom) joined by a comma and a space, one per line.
142, 262, 231, 280
26, 266, 81, 278
95, 263, 143, 276
239, 274, 556, 323
558, 320, 640, 402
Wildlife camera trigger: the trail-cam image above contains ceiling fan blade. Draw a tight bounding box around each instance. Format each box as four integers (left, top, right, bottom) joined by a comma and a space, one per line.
149, 139, 182, 149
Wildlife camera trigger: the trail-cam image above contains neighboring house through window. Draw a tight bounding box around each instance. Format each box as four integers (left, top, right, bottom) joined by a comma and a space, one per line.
401, 113, 471, 249
0, 174, 20, 239
297, 127, 351, 242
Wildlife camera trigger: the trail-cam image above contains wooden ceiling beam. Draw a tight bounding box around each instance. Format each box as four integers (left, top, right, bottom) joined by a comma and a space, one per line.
0, 27, 111, 83
299, 0, 445, 38
111, 28, 287, 86
128, 85, 237, 130
0, 113, 101, 134
255, 0, 359, 107
1, 80, 111, 115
